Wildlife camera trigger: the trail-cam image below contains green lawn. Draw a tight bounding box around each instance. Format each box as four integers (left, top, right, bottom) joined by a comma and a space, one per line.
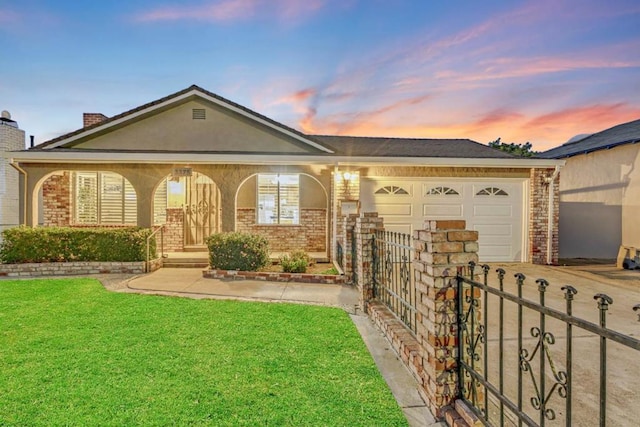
0, 278, 407, 426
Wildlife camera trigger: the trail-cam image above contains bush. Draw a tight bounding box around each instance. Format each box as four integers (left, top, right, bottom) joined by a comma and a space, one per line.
206, 232, 269, 271
279, 250, 315, 273
0, 226, 156, 264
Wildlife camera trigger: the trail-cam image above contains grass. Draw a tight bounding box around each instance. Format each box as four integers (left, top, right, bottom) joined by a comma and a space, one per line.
0, 278, 407, 426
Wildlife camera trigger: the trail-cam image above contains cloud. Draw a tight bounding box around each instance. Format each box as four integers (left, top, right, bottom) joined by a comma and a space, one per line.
133, 0, 329, 24
258, 0, 640, 150
0, 8, 22, 25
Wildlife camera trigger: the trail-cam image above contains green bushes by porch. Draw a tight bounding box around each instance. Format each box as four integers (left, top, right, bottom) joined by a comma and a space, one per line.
0, 226, 156, 263
279, 250, 315, 273
206, 232, 269, 271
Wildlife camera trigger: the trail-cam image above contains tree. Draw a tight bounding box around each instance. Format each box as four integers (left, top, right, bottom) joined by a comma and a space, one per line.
488, 138, 538, 157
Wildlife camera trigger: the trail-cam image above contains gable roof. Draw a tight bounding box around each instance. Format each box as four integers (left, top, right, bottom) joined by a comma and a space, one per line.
540, 118, 640, 159
313, 135, 517, 158
12, 84, 563, 167
35, 85, 334, 154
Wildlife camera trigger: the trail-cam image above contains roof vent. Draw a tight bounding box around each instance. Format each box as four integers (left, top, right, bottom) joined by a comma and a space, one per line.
192, 108, 206, 120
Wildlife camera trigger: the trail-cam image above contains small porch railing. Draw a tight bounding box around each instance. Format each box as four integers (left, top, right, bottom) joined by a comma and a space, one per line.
146, 225, 164, 272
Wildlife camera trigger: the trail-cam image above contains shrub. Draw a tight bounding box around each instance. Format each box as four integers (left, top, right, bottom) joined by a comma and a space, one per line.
321, 266, 340, 275
279, 250, 315, 273
0, 226, 155, 263
206, 232, 269, 271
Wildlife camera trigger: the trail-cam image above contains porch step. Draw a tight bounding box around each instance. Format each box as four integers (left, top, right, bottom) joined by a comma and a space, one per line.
162, 257, 209, 269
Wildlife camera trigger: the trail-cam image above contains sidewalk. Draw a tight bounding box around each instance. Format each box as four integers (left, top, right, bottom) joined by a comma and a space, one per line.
116, 268, 441, 427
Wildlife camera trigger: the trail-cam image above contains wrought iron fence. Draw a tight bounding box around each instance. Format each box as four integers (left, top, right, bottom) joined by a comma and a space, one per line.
351, 228, 357, 285
456, 262, 640, 427
336, 240, 344, 270
372, 230, 417, 334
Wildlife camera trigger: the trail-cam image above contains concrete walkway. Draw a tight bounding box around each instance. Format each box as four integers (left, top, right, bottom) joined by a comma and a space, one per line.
119, 268, 442, 427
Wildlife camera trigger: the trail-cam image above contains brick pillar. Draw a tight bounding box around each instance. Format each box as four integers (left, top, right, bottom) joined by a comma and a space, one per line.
341, 213, 357, 282
529, 168, 559, 264
413, 220, 479, 417
355, 212, 384, 311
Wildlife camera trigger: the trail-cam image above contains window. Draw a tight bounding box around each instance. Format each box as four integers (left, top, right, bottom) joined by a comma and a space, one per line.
73, 172, 136, 225
257, 174, 299, 224
476, 187, 508, 196
375, 185, 409, 195
425, 186, 459, 196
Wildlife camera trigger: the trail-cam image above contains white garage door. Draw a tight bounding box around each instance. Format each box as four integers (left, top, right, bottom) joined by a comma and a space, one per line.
360, 178, 526, 262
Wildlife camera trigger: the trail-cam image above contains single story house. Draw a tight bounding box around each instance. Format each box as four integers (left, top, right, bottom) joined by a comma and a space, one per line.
5, 85, 563, 264
540, 118, 640, 260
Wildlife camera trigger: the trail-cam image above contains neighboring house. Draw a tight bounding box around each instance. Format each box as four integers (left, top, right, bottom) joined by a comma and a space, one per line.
540, 118, 640, 259
0, 111, 24, 240
5, 85, 563, 263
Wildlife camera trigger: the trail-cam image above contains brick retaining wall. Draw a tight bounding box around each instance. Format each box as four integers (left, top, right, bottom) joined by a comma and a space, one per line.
203, 269, 346, 284
0, 259, 162, 277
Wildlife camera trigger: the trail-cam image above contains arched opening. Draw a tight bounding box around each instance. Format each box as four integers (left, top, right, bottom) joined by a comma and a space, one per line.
36, 170, 137, 227
153, 171, 220, 249
235, 172, 329, 255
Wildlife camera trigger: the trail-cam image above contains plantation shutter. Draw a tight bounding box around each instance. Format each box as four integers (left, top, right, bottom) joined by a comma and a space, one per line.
123, 179, 137, 225
258, 175, 278, 224
100, 173, 125, 224
257, 174, 299, 224
278, 174, 299, 225
73, 171, 137, 225
75, 172, 98, 224
153, 179, 168, 225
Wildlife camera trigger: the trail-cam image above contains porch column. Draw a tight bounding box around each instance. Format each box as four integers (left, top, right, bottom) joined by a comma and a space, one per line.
219, 185, 236, 232
132, 180, 156, 228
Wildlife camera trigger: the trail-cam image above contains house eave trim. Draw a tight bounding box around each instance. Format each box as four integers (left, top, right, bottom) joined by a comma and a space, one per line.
6, 151, 565, 168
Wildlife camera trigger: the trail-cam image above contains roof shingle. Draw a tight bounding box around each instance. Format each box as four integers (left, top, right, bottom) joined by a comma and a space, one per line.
540, 118, 640, 159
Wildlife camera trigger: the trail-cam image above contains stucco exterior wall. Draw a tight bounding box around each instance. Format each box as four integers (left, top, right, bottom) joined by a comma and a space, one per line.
72, 100, 315, 153
557, 143, 640, 258
0, 120, 24, 238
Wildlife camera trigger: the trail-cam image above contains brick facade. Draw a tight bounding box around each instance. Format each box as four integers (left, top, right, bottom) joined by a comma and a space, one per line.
236, 208, 327, 252
42, 171, 72, 226
163, 208, 184, 252
529, 168, 559, 264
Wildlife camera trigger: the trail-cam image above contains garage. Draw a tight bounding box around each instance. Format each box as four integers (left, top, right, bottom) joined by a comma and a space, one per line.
360, 178, 527, 262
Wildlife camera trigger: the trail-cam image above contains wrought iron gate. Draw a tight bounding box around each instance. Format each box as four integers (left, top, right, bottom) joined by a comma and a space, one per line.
371, 230, 416, 334
456, 262, 640, 427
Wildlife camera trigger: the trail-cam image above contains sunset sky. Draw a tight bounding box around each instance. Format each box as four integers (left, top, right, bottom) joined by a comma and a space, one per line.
2, 0, 639, 151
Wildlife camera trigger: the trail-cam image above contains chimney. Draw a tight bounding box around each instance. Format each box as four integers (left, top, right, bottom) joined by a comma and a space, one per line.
83, 113, 108, 128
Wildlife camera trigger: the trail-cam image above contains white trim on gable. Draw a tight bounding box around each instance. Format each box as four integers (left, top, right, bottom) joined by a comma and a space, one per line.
42, 88, 334, 154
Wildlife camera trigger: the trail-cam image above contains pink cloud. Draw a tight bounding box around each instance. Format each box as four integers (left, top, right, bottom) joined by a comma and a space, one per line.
133, 0, 329, 24
0, 8, 22, 25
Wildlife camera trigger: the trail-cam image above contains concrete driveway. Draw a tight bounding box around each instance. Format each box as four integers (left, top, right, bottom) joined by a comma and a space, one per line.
468, 262, 640, 426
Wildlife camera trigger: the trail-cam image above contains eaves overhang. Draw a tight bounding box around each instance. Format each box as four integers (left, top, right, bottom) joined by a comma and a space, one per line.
6, 150, 565, 168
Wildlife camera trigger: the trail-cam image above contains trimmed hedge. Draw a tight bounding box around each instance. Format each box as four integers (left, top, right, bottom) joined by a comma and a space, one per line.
0, 226, 156, 264
206, 232, 269, 271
